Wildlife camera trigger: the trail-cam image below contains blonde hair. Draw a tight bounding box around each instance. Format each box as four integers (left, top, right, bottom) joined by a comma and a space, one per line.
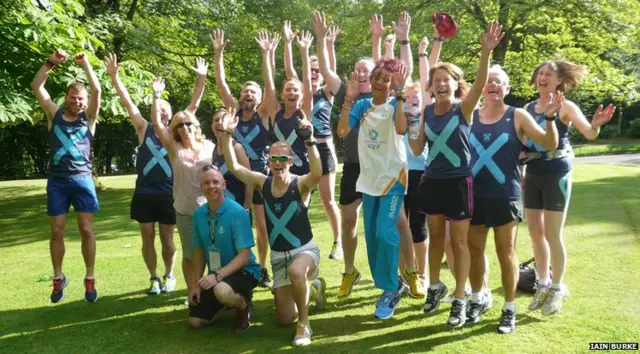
530, 60, 587, 92
168, 111, 204, 143
429, 62, 469, 99
157, 99, 172, 117
404, 78, 421, 92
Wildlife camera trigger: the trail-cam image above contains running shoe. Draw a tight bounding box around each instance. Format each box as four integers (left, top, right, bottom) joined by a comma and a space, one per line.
423, 282, 448, 314
402, 269, 424, 299
310, 278, 327, 309
258, 268, 273, 288
373, 291, 401, 320
497, 309, 516, 334
161, 275, 176, 293
466, 291, 493, 324
50, 275, 68, 303
84, 278, 99, 303
292, 321, 313, 347
528, 285, 550, 310
329, 242, 343, 260
148, 277, 161, 295
235, 305, 251, 331
447, 298, 467, 328
542, 286, 569, 315
337, 268, 361, 298
443, 283, 471, 304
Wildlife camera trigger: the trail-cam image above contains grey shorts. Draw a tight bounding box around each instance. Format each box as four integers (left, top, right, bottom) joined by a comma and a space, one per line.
176, 211, 194, 259
271, 240, 320, 289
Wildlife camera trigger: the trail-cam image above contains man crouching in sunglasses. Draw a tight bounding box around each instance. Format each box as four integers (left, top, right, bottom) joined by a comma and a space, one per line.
188, 163, 262, 331
219, 106, 325, 347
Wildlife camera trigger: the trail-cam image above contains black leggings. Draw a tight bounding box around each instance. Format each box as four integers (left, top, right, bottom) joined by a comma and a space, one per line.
404, 170, 428, 243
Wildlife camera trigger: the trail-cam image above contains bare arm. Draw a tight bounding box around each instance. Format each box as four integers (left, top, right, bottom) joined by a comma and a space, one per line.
210, 30, 238, 108
297, 31, 314, 120
234, 143, 254, 210
217, 248, 250, 279
337, 72, 359, 138
220, 110, 267, 190
185, 57, 208, 114
563, 100, 615, 141
326, 25, 340, 72
104, 53, 147, 143
393, 64, 409, 134
74, 53, 101, 132
516, 108, 559, 151
311, 11, 342, 95
418, 37, 432, 109
383, 34, 395, 58
297, 121, 322, 197
190, 246, 206, 289
461, 22, 504, 122
256, 32, 280, 125
394, 12, 413, 79
150, 78, 178, 152
270, 32, 280, 78
283, 21, 299, 80
370, 15, 386, 61
31, 50, 66, 127
429, 25, 444, 67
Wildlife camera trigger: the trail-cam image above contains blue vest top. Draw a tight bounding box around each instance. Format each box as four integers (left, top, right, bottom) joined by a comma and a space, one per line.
234, 110, 268, 172
423, 103, 472, 179
135, 125, 173, 196
213, 140, 247, 205
470, 107, 522, 200
311, 89, 333, 139
273, 109, 309, 171
262, 177, 313, 252
48, 108, 93, 177
523, 101, 572, 175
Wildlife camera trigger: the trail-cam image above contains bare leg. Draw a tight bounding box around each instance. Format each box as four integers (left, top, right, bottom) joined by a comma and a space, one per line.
318, 172, 341, 243
543, 209, 569, 285
159, 223, 176, 276
139, 222, 158, 278
449, 219, 471, 299
341, 199, 362, 273
214, 282, 247, 309
526, 208, 549, 280
494, 221, 519, 302
426, 214, 447, 286
50, 215, 67, 278
274, 286, 298, 326
397, 205, 414, 270
77, 212, 96, 278
254, 204, 269, 268
288, 254, 317, 325
467, 225, 489, 293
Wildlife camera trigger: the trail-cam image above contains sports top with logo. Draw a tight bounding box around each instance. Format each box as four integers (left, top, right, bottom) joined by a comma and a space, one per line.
470, 106, 522, 200
135, 124, 173, 196
49, 108, 93, 177
234, 109, 268, 172
261, 176, 313, 252
349, 97, 408, 196
273, 109, 309, 172
342, 91, 373, 164
423, 103, 472, 178
523, 101, 571, 175
311, 88, 333, 139
212, 140, 246, 204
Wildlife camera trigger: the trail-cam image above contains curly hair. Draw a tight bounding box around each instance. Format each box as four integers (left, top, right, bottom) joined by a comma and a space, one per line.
428, 62, 469, 99
370, 57, 402, 80
530, 60, 587, 93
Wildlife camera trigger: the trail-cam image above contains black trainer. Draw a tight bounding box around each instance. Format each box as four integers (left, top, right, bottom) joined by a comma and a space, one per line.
447, 299, 467, 328
497, 309, 516, 334
258, 268, 273, 288
423, 282, 448, 314
50, 276, 68, 303
466, 296, 491, 324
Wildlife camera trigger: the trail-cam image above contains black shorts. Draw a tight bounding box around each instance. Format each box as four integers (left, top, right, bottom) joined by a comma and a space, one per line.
189, 270, 258, 321
470, 199, 523, 227
523, 171, 572, 212
130, 194, 176, 224
317, 142, 337, 175
404, 170, 428, 243
419, 175, 474, 221
252, 168, 269, 205
339, 162, 362, 205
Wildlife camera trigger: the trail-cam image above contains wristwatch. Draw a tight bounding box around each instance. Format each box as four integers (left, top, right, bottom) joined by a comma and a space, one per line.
544, 115, 555, 121
305, 140, 317, 147
213, 272, 223, 282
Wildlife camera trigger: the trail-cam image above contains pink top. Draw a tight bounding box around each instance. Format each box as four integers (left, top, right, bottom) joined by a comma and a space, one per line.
171, 139, 215, 215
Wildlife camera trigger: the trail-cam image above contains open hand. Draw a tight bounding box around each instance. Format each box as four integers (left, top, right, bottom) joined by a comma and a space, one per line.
210, 29, 230, 53
284, 20, 299, 42
103, 53, 119, 77
327, 24, 341, 43
480, 21, 504, 53
311, 11, 329, 38
391, 11, 411, 41
370, 14, 388, 39
592, 103, 616, 128
543, 91, 565, 118
220, 106, 239, 132
346, 71, 359, 101
189, 57, 209, 77
418, 37, 429, 55
198, 274, 218, 290
152, 77, 165, 95
295, 31, 314, 50
255, 31, 272, 52
392, 63, 408, 90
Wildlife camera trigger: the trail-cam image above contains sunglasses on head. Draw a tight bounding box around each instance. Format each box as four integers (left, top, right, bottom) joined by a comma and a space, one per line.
201, 164, 221, 173
177, 121, 195, 129
269, 155, 291, 163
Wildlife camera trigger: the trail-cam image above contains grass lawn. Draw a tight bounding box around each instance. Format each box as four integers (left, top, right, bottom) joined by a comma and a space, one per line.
572, 139, 640, 157
1, 164, 639, 353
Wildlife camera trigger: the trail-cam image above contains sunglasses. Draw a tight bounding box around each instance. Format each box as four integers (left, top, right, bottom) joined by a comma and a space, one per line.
201, 164, 222, 173
269, 155, 291, 163
177, 121, 195, 129
311, 68, 321, 74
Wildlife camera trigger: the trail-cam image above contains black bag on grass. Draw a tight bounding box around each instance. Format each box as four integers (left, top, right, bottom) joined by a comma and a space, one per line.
517, 258, 553, 293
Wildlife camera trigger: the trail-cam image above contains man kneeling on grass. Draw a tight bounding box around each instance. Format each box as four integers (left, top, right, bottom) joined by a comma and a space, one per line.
188, 164, 261, 331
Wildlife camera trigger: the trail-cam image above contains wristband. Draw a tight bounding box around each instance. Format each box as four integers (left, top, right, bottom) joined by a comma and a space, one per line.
544, 115, 555, 121
419, 53, 428, 57
433, 37, 444, 42
393, 87, 404, 94
45, 59, 56, 69
399, 39, 409, 45
395, 95, 405, 101
305, 140, 317, 147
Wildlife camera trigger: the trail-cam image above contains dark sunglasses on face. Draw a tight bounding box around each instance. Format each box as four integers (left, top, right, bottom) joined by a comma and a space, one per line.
269, 155, 290, 163
178, 121, 194, 129
311, 68, 321, 74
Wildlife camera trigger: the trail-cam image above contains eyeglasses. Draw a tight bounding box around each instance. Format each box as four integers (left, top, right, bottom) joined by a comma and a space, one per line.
311, 68, 321, 74
177, 121, 195, 129
201, 164, 221, 173
269, 155, 291, 163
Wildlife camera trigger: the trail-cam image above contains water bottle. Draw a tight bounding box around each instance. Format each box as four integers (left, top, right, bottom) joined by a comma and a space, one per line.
407, 103, 420, 140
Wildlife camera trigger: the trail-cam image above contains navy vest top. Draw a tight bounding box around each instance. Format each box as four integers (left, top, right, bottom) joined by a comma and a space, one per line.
343, 92, 373, 164
212, 140, 246, 205
523, 101, 572, 175
135, 124, 173, 195
234, 110, 268, 172
470, 107, 521, 200
273, 109, 309, 171
423, 103, 472, 179
262, 177, 313, 252
49, 109, 93, 177
311, 89, 333, 139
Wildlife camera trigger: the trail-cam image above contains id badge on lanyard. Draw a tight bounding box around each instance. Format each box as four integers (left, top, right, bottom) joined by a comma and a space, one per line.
208, 212, 222, 272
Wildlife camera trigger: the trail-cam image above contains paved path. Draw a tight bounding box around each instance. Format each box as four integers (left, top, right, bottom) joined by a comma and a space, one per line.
574, 153, 640, 165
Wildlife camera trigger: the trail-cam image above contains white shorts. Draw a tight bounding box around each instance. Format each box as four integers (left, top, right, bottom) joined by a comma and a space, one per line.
270, 240, 320, 289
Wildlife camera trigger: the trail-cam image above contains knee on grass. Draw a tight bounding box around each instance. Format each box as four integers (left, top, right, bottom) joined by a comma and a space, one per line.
188, 317, 209, 329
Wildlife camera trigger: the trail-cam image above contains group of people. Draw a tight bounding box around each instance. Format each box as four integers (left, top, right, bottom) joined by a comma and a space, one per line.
32, 9, 615, 347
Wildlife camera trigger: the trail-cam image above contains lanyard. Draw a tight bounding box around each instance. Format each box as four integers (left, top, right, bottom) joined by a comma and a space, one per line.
207, 211, 220, 248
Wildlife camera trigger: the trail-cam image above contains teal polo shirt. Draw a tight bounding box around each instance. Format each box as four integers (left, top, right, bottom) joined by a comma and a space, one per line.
192, 197, 261, 281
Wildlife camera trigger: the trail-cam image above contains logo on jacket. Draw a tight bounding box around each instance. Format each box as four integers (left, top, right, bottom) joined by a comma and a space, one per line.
275, 203, 282, 212
365, 129, 383, 150
242, 126, 249, 134
483, 133, 492, 143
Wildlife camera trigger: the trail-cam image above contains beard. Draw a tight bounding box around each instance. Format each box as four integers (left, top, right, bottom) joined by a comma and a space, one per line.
242, 100, 257, 112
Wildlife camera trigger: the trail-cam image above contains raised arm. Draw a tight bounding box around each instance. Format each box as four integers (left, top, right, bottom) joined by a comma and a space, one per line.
517, 93, 562, 150
418, 37, 433, 109
283, 21, 299, 80
337, 72, 359, 138
311, 11, 343, 96
326, 25, 340, 72
256, 31, 281, 124
150, 78, 177, 152
296, 31, 314, 119
210, 30, 238, 108
104, 53, 147, 143
270, 32, 280, 78
185, 57, 208, 114
461, 22, 504, 123
563, 101, 615, 141
370, 15, 386, 61
234, 144, 254, 210
74, 53, 101, 131
220, 108, 268, 189
393, 64, 409, 135
393, 11, 413, 78
383, 34, 395, 58
297, 119, 322, 196
429, 25, 444, 67
31, 50, 67, 127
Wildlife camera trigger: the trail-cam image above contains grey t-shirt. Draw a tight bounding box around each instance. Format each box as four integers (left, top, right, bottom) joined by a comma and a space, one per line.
335, 82, 372, 164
